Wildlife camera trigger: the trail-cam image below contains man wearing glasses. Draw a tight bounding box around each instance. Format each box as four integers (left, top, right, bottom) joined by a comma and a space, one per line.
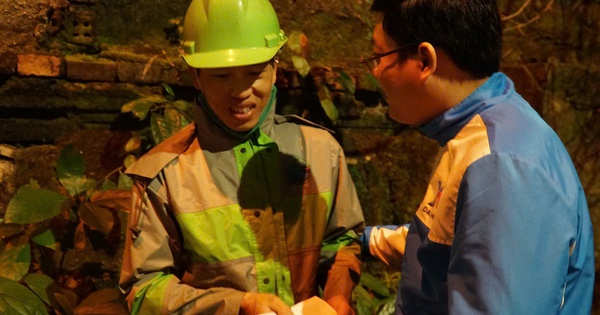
360, 0, 595, 314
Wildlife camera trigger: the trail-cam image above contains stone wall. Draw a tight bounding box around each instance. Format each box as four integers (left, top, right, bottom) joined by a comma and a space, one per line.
1, 0, 599, 312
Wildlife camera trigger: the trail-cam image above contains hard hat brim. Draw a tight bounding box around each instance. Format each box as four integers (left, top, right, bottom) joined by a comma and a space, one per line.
182, 44, 286, 69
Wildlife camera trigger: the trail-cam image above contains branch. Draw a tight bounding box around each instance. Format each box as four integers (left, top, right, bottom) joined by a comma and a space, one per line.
502, 0, 533, 21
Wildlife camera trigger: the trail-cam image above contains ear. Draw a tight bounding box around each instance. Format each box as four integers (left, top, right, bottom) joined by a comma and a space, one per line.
188, 66, 202, 90
417, 42, 437, 82
271, 59, 278, 85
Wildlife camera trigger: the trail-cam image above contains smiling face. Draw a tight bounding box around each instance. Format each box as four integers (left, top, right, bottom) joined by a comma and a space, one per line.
195, 60, 277, 131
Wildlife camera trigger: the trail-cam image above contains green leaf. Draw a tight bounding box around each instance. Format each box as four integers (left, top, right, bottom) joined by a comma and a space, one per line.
5, 185, 67, 224
23, 273, 57, 306
291, 55, 311, 78
31, 228, 60, 250
54, 291, 75, 315
124, 135, 142, 153
0, 244, 30, 281
118, 173, 133, 190
121, 100, 153, 120
123, 154, 138, 168
121, 95, 169, 120
150, 113, 169, 145
164, 107, 190, 137
79, 203, 115, 236
61, 177, 94, 197
173, 100, 195, 123
172, 99, 192, 112
161, 83, 175, 99
320, 99, 339, 124
359, 272, 391, 297
0, 276, 48, 315
58, 288, 79, 312
286, 31, 309, 56
366, 72, 383, 95
318, 86, 338, 123
335, 68, 356, 95
353, 285, 376, 314
56, 145, 89, 197
56, 145, 85, 179
377, 296, 397, 315
74, 288, 129, 315
100, 180, 118, 191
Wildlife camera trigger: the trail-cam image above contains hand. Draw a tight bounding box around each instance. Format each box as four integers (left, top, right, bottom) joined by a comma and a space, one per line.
239, 292, 293, 315
326, 295, 355, 315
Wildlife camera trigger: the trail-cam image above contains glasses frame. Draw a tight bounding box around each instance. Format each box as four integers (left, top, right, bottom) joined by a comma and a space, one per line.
360, 43, 418, 71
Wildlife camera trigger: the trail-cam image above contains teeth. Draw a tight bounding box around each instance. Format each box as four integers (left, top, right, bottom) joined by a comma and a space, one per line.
231, 106, 252, 114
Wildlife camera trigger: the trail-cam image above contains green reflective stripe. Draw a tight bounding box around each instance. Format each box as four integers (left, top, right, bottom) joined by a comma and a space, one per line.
177, 204, 255, 263
256, 259, 275, 292
234, 142, 253, 178
131, 273, 174, 315
256, 259, 294, 306
322, 230, 360, 254
234, 132, 276, 178
280, 267, 293, 305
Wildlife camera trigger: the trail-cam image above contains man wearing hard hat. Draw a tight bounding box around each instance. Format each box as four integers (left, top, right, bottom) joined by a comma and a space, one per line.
118, 0, 365, 314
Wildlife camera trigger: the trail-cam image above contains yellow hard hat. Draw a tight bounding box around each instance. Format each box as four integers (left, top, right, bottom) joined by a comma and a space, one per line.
180, 0, 288, 68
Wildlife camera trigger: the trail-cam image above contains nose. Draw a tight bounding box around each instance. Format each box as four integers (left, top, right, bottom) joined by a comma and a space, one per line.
230, 77, 253, 99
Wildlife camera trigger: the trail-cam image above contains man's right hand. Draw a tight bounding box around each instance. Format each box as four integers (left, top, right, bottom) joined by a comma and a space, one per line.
239, 292, 293, 315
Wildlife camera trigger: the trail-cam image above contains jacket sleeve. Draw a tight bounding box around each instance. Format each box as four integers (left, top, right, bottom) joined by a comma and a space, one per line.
448, 154, 592, 314
361, 224, 409, 268
119, 179, 245, 315
319, 141, 365, 303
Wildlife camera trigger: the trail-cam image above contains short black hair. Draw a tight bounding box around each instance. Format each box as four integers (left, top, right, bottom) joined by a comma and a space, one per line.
371, 0, 502, 79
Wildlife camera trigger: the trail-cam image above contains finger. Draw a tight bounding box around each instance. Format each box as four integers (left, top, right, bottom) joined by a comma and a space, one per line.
266, 297, 293, 315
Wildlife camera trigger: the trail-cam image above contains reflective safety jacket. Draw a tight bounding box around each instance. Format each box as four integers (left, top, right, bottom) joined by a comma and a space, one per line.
364, 73, 595, 314
119, 100, 365, 314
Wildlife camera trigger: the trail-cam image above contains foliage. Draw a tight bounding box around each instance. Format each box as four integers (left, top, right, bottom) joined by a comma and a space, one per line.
0, 145, 131, 314
120, 83, 195, 167
353, 268, 400, 315
285, 31, 382, 127
0, 83, 193, 314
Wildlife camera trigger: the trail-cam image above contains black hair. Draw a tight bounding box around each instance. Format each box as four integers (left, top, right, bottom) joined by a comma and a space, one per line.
371, 0, 502, 79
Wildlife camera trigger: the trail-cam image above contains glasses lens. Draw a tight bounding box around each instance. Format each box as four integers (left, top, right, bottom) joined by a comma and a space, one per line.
362, 58, 378, 72
370, 58, 379, 70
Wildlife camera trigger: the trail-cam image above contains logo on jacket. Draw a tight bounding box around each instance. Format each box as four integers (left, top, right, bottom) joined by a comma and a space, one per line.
427, 180, 443, 208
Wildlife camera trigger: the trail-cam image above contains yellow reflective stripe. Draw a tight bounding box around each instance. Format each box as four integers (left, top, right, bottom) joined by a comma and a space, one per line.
177, 204, 255, 263
131, 273, 174, 315
322, 191, 333, 219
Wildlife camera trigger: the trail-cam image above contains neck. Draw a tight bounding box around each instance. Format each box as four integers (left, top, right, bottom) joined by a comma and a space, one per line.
424, 54, 489, 121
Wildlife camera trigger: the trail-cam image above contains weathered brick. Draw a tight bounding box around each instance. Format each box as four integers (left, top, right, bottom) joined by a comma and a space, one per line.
0, 118, 79, 143
117, 61, 161, 84
17, 54, 63, 77
0, 52, 17, 75
66, 56, 116, 81
159, 67, 194, 87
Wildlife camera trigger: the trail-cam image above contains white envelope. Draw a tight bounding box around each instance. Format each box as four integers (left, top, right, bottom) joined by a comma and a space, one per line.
259, 296, 337, 315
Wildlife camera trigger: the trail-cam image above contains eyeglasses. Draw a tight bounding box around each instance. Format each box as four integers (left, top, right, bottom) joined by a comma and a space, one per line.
360, 43, 417, 71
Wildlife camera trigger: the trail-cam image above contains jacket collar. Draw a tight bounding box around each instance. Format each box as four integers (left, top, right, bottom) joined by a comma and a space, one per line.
419, 72, 514, 147
194, 89, 278, 152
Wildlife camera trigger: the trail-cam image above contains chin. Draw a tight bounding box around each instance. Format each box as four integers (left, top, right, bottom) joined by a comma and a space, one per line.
388, 111, 407, 124
228, 122, 256, 132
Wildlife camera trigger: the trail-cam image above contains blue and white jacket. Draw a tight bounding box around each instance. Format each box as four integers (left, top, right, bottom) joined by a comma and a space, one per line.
363, 72, 595, 314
